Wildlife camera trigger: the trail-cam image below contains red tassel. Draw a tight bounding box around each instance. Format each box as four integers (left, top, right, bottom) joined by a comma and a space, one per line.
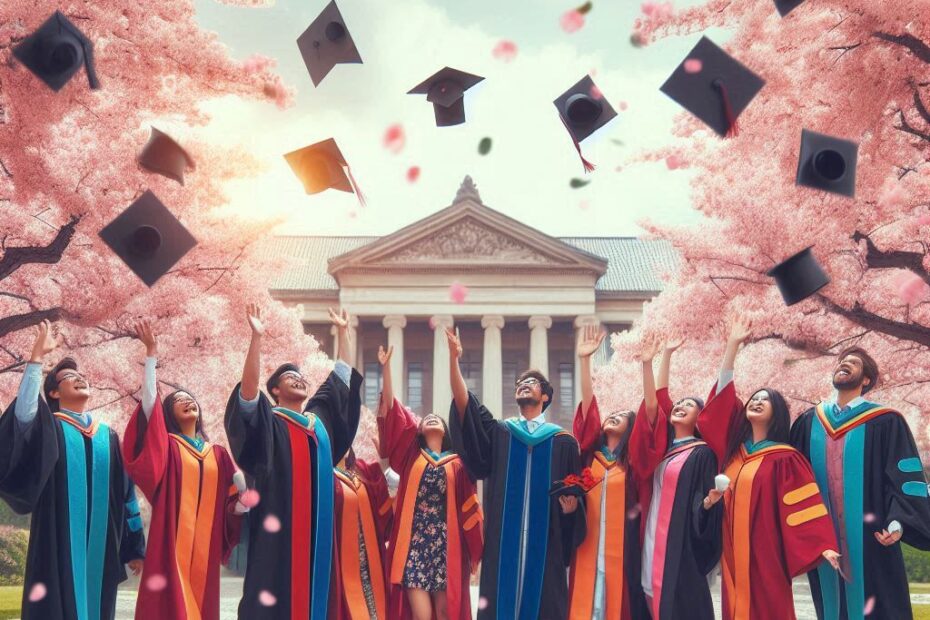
713, 79, 739, 138
346, 166, 366, 207
560, 116, 596, 173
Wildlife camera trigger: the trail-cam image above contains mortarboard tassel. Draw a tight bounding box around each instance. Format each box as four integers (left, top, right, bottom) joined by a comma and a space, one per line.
56, 13, 100, 90
346, 165, 366, 207
712, 78, 739, 138
560, 115, 596, 173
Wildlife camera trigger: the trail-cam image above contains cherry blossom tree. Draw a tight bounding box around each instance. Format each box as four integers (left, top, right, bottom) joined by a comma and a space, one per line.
600, 0, 930, 457
0, 0, 330, 442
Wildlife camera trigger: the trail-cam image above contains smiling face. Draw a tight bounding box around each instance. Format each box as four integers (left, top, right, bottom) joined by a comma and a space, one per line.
420, 414, 446, 440
514, 377, 549, 409
602, 411, 631, 437
170, 391, 200, 427
272, 370, 309, 404
670, 398, 700, 431
745, 390, 773, 425
832, 354, 869, 392
50, 368, 90, 407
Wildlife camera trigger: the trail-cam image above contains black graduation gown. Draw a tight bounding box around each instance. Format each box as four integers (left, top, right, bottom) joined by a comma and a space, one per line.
0, 397, 145, 620
224, 368, 362, 620
791, 403, 930, 620
449, 392, 586, 620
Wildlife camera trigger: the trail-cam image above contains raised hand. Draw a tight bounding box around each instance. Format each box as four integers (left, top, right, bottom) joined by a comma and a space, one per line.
638, 334, 663, 363
132, 320, 158, 357
445, 327, 462, 360
576, 324, 606, 359
727, 314, 752, 345
246, 303, 264, 337
665, 337, 686, 352
377, 345, 393, 367
328, 307, 350, 330
29, 319, 58, 363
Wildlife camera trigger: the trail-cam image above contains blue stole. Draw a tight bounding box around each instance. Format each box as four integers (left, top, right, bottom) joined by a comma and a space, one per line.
498, 419, 563, 619
60, 419, 110, 620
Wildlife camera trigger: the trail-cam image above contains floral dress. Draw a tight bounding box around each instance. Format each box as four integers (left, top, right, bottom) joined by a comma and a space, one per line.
402, 463, 448, 591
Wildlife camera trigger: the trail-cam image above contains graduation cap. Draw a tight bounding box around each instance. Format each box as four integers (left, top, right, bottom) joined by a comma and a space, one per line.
407, 67, 484, 127
774, 0, 805, 16
284, 138, 365, 204
660, 36, 765, 138
795, 129, 858, 197
138, 127, 195, 185
554, 75, 617, 173
98, 190, 197, 287
297, 0, 362, 87
766, 246, 830, 306
13, 10, 100, 91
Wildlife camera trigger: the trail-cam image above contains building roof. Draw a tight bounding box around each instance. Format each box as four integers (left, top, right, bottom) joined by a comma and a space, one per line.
266, 235, 678, 294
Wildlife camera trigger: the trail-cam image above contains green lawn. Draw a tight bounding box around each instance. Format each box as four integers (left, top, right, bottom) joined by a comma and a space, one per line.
0, 586, 20, 620
914, 583, 930, 594
914, 605, 930, 620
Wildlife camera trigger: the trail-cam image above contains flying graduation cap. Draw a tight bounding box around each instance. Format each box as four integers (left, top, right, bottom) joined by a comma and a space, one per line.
99, 191, 197, 287
774, 0, 805, 16
13, 10, 100, 91
408, 67, 484, 127
767, 246, 831, 306
554, 75, 617, 172
660, 36, 764, 138
284, 138, 365, 205
138, 127, 196, 185
795, 129, 858, 197
297, 0, 362, 87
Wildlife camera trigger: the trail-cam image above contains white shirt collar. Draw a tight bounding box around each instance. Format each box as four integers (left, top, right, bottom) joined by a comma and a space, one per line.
826, 389, 866, 411
520, 410, 546, 431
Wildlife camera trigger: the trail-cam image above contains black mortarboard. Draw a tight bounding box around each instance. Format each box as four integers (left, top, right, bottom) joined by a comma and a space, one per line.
98, 190, 197, 287
795, 129, 858, 197
408, 67, 484, 127
774, 0, 805, 16
267, 363, 301, 398
767, 246, 831, 306
13, 11, 100, 91
660, 36, 765, 138
284, 138, 364, 204
553, 75, 617, 172
138, 127, 195, 185
297, 0, 362, 87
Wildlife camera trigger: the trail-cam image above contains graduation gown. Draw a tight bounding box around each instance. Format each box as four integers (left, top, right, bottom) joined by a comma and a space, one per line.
328, 459, 392, 620
122, 398, 242, 620
224, 367, 363, 620
568, 397, 647, 620
628, 389, 721, 620
0, 398, 145, 620
698, 381, 837, 620
791, 399, 930, 620
449, 392, 586, 620
379, 398, 483, 620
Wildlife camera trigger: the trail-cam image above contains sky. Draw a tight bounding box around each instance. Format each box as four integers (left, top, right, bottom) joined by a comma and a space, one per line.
193, 0, 725, 238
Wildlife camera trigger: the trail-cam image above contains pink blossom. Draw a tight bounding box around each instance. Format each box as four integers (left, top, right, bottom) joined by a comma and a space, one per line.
259, 591, 277, 606
916, 213, 930, 227
863, 596, 876, 615
864, 512, 877, 523
492, 40, 518, 62
241, 54, 274, 74
590, 84, 603, 99
894, 272, 929, 305
263, 515, 282, 533
28, 583, 47, 602
683, 59, 703, 74
618, 101, 629, 111
383, 124, 405, 154
560, 10, 585, 33
145, 575, 168, 592
665, 154, 687, 170
240, 489, 261, 509
449, 282, 469, 304
878, 179, 907, 209
407, 166, 421, 183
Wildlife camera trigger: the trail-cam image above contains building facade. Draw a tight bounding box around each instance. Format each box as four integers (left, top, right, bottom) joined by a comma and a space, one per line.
268, 177, 678, 429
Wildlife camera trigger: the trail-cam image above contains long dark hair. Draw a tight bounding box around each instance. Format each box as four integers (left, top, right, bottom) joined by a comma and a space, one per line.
599, 410, 636, 466
162, 389, 209, 441
417, 415, 452, 453
724, 387, 790, 465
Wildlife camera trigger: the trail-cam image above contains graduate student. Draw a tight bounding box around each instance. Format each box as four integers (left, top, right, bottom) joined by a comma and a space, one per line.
376, 344, 483, 620
330, 446, 393, 620
224, 304, 363, 620
445, 327, 585, 620
630, 336, 721, 620
0, 320, 145, 620
790, 345, 930, 619
121, 320, 247, 620
569, 324, 648, 620
698, 315, 840, 620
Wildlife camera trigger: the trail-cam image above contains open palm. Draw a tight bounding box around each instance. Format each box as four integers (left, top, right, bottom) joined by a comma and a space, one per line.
577, 324, 606, 358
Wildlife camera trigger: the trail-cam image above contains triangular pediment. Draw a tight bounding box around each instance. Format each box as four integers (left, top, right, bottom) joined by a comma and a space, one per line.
328, 178, 608, 278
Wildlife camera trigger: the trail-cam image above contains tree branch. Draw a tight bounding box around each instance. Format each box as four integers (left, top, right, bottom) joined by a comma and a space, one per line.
873, 32, 930, 64
0, 308, 63, 339
894, 109, 930, 142
913, 87, 930, 125
0, 216, 81, 281
851, 230, 930, 287
817, 296, 930, 347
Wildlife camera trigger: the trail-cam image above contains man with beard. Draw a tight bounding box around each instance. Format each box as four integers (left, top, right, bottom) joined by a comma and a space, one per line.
790, 346, 930, 620
225, 305, 363, 620
445, 327, 585, 620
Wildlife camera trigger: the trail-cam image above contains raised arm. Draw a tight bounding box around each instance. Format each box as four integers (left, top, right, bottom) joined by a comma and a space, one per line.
376, 345, 394, 418
329, 307, 355, 368
13, 320, 58, 425
640, 336, 663, 426
132, 320, 159, 419
719, 315, 751, 388
240, 303, 265, 402
446, 327, 468, 418
657, 338, 684, 392
576, 324, 605, 420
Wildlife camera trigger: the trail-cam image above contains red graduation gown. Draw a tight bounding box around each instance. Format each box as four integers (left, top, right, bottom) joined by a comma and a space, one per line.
378, 398, 483, 620
330, 459, 393, 620
698, 381, 837, 620
122, 400, 242, 620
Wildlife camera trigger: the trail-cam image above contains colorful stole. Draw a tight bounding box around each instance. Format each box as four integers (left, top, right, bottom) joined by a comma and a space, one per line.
55, 413, 109, 620
569, 451, 626, 620
273, 407, 334, 620
814, 401, 894, 440
335, 469, 387, 620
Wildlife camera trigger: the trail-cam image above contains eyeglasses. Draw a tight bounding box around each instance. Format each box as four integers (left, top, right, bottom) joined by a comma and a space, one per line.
515, 378, 541, 389
57, 372, 86, 384
279, 371, 305, 383
748, 393, 770, 403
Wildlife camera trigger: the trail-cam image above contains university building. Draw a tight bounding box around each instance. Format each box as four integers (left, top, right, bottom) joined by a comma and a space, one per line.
267, 176, 677, 429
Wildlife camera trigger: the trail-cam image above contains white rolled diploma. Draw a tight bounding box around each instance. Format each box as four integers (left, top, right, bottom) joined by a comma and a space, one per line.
714, 474, 731, 493
233, 470, 247, 493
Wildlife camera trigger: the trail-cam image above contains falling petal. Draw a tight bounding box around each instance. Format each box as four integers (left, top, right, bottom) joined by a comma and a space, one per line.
264, 515, 282, 533
618, 101, 629, 111
863, 596, 876, 615
449, 282, 469, 304
478, 597, 489, 610
348, 210, 358, 219
492, 40, 518, 62
560, 9, 585, 33
259, 591, 277, 607
478, 137, 493, 155
428, 316, 437, 330
683, 58, 703, 73
146, 575, 168, 592
407, 166, 421, 183
28, 583, 47, 602
383, 124, 405, 154
589, 84, 603, 99
240, 489, 261, 509
570, 178, 591, 189
864, 512, 877, 524
575, 1, 593, 14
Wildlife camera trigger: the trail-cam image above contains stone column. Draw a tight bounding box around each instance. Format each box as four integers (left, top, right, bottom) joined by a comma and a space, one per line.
481, 315, 505, 418
528, 315, 552, 378
382, 315, 407, 403
431, 315, 454, 417
574, 315, 600, 408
